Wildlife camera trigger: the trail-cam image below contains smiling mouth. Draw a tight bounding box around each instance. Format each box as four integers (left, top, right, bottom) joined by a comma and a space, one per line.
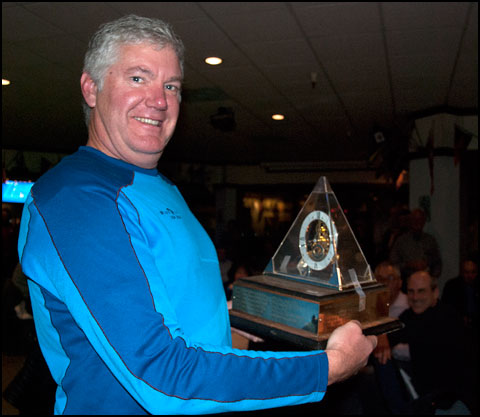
134, 117, 161, 126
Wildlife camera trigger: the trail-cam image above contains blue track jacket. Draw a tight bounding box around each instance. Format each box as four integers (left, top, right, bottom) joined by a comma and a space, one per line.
18, 146, 328, 414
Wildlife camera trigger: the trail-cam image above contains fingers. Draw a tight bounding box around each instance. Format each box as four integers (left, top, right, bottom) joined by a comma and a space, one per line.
345, 321, 377, 349
367, 335, 378, 350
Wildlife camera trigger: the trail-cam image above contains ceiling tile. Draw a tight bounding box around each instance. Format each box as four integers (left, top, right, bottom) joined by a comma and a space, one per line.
240, 39, 317, 67
209, 7, 302, 43
382, 2, 471, 31
2, 4, 63, 42
290, 2, 381, 37
23, 3, 120, 38
386, 27, 463, 58
310, 32, 385, 63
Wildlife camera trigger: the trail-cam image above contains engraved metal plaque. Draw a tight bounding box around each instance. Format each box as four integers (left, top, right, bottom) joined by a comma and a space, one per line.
230, 177, 402, 349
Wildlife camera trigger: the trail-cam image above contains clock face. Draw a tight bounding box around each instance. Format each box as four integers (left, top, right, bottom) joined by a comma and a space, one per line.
299, 210, 338, 271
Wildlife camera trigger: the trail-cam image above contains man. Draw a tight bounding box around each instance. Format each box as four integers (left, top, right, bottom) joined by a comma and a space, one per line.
389, 270, 476, 413
18, 15, 376, 414
372, 261, 409, 365
442, 257, 479, 330
370, 262, 410, 414
389, 208, 442, 283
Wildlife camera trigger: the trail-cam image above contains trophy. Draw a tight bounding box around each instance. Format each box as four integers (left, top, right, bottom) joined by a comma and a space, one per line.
230, 177, 402, 349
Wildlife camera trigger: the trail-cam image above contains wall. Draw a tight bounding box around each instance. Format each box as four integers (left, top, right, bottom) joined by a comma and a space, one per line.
408, 113, 478, 293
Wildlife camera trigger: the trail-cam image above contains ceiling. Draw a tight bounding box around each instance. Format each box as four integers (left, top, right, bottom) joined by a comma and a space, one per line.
2, 2, 478, 165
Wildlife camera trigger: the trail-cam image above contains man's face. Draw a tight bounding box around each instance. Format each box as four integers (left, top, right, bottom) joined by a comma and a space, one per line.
407, 271, 438, 314
462, 260, 477, 285
82, 43, 182, 169
375, 265, 401, 303
409, 210, 426, 234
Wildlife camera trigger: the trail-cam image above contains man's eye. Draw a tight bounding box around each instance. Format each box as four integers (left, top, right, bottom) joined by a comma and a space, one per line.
165, 84, 180, 92
131, 76, 143, 83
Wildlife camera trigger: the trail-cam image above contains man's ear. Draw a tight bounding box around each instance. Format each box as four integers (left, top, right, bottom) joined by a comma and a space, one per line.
80, 72, 97, 108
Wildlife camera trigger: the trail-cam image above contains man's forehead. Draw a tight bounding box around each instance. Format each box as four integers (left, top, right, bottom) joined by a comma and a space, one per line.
409, 274, 431, 288
109, 43, 182, 80
464, 261, 477, 272
376, 266, 395, 276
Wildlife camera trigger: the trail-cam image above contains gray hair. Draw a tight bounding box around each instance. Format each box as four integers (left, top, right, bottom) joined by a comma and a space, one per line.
82, 14, 185, 125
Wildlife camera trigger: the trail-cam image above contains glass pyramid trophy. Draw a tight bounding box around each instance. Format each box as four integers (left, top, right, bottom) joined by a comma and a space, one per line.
230, 177, 402, 349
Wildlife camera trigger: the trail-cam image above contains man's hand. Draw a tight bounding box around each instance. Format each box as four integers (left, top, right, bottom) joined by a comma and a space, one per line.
325, 320, 377, 385
373, 334, 392, 365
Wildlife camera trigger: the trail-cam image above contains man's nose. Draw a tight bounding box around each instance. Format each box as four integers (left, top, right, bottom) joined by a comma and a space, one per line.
146, 86, 168, 110
410, 291, 420, 301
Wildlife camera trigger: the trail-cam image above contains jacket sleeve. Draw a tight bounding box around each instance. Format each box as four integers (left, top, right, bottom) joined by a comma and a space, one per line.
18, 189, 328, 414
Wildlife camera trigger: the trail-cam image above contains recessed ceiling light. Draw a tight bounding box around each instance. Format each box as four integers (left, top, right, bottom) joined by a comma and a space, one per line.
272, 114, 285, 121
205, 57, 223, 66
2, 78, 11, 86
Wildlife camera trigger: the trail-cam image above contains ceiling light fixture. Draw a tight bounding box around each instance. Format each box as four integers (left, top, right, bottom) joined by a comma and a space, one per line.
2, 78, 11, 86
272, 114, 285, 121
205, 57, 223, 66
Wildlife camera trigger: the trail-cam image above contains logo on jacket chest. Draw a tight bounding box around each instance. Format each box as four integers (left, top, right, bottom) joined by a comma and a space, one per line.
159, 207, 182, 220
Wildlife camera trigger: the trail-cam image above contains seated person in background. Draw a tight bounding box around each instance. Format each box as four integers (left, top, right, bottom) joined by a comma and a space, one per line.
442, 257, 479, 331
389, 270, 477, 414
373, 261, 409, 364
370, 261, 411, 414
389, 208, 442, 287
442, 257, 479, 415
375, 205, 410, 264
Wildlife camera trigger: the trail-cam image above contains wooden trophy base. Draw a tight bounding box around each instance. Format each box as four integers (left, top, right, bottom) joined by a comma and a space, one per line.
230, 274, 402, 350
